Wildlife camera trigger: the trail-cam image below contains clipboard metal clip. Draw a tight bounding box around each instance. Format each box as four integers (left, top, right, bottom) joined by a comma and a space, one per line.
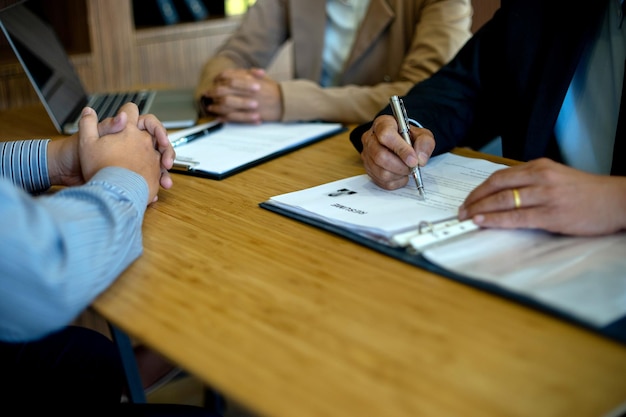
171, 155, 200, 172
391, 216, 479, 252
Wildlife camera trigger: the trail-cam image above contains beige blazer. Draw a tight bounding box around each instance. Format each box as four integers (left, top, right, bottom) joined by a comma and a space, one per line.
195, 0, 473, 124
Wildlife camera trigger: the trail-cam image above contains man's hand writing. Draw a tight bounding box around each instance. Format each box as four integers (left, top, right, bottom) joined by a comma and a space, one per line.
360, 115, 434, 190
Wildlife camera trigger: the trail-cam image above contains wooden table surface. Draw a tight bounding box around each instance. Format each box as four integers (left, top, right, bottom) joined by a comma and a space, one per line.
3, 106, 626, 417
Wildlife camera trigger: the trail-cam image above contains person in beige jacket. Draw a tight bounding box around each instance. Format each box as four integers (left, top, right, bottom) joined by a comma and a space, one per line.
195, 0, 472, 125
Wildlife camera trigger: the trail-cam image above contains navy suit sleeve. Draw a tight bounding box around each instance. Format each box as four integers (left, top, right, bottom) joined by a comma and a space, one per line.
349, 4, 508, 156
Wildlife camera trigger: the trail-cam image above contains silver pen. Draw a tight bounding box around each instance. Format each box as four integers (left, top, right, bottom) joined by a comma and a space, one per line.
389, 95, 425, 198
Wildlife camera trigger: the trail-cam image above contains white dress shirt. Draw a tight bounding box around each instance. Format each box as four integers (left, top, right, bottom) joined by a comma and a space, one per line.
555, 0, 626, 174
320, 0, 371, 87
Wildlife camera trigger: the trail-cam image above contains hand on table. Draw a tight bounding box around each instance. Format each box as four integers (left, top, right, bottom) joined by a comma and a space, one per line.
458, 158, 626, 236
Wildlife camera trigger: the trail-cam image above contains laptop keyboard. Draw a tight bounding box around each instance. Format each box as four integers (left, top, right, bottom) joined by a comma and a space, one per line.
91, 91, 151, 121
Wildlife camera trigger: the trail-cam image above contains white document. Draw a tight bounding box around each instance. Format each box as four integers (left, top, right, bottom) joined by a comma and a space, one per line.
168, 121, 343, 178
265, 152, 626, 327
266, 152, 507, 242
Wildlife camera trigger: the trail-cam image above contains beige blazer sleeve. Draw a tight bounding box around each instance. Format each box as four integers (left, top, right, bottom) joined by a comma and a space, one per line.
194, 0, 291, 107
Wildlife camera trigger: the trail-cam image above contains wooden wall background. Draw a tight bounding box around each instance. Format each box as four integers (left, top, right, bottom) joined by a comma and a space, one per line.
0, 0, 500, 112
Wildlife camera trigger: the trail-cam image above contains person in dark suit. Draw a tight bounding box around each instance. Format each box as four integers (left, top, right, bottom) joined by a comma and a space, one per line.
350, 0, 626, 237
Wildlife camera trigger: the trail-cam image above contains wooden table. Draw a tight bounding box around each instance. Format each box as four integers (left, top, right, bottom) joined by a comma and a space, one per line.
3, 106, 626, 417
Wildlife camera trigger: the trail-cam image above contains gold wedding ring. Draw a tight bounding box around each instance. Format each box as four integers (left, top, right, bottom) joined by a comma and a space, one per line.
512, 188, 521, 209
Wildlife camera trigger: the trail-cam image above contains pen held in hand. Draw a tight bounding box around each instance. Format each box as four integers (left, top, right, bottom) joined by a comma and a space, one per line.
389, 95, 426, 198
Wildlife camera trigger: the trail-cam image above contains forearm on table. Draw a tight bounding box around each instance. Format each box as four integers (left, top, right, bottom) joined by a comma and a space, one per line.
0, 167, 148, 342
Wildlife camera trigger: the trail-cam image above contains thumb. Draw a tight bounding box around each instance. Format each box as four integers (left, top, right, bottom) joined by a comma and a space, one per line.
98, 110, 128, 137
250, 67, 267, 78
78, 107, 100, 145
411, 127, 435, 167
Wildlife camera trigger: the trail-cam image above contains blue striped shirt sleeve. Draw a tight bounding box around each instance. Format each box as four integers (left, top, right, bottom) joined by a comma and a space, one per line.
0, 140, 149, 342
0, 139, 50, 193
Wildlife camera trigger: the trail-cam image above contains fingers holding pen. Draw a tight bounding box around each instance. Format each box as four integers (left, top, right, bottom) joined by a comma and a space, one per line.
361, 116, 412, 188
361, 115, 434, 190
373, 116, 434, 169
409, 124, 435, 168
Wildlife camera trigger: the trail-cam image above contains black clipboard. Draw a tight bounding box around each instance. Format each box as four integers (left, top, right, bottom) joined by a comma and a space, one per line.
259, 201, 626, 346
170, 123, 346, 180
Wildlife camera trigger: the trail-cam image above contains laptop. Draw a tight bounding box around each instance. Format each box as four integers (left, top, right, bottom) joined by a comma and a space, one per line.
0, 3, 198, 134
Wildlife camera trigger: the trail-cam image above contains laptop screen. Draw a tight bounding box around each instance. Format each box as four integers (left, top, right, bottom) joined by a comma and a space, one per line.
0, 0, 25, 11
0, 4, 88, 131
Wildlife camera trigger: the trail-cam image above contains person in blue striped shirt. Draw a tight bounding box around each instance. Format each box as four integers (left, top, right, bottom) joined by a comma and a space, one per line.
0, 103, 182, 410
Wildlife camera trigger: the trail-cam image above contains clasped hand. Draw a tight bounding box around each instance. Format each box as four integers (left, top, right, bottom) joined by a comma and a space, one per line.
47, 102, 175, 204
200, 67, 282, 123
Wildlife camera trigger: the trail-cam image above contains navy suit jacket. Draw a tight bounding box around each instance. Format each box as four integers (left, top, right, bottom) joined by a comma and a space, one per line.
350, 0, 625, 175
